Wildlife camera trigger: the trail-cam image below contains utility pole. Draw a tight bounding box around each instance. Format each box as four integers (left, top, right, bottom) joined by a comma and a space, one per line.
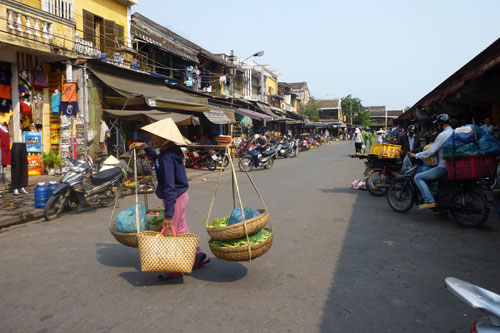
230, 49, 234, 98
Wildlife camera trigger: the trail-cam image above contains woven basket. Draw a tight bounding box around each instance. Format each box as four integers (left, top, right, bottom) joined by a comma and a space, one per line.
110, 222, 138, 248
206, 209, 268, 241
208, 228, 273, 262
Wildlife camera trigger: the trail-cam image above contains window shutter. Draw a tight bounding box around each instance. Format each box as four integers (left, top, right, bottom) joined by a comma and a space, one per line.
103, 19, 116, 54
115, 24, 124, 47
83, 10, 94, 44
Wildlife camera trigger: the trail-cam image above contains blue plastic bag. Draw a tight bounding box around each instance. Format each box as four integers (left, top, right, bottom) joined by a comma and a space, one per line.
229, 207, 260, 225
478, 134, 500, 156
443, 133, 476, 158
116, 204, 148, 233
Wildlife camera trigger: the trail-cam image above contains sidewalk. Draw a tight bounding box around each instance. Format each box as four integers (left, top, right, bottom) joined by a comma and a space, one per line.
0, 166, 220, 229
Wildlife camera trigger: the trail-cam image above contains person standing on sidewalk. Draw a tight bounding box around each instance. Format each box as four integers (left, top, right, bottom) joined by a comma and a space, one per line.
129, 118, 210, 281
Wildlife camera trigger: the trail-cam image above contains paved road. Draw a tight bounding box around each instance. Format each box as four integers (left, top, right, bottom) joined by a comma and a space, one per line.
1, 142, 500, 332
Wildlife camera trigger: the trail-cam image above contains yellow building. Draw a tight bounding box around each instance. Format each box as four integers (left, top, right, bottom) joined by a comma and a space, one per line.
0, 0, 136, 177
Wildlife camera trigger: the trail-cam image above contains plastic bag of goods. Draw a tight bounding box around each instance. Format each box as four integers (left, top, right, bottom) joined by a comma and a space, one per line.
478, 134, 500, 156
116, 204, 148, 233
443, 133, 475, 158
229, 207, 260, 225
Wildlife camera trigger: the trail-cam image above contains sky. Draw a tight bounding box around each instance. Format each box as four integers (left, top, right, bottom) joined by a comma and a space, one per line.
134, 0, 500, 110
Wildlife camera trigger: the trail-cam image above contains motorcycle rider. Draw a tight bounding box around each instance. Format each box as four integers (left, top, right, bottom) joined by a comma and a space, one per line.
408, 114, 454, 209
398, 124, 421, 173
252, 134, 268, 167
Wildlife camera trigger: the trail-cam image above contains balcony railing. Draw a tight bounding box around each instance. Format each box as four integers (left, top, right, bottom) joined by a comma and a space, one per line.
41, 0, 74, 21
7, 9, 53, 40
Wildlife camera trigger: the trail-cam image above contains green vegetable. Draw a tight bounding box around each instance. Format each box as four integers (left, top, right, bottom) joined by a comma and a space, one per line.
207, 216, 230, 228
210, 229, 272, 248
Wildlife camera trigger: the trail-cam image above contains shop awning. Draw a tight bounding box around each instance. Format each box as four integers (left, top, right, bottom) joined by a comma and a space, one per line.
204, 105, 232, 124
221, 107, 236, 123
256, 102, 278, 120
235, 108, 273, 122
103, 109, 199, 125
88, 62, 209, 113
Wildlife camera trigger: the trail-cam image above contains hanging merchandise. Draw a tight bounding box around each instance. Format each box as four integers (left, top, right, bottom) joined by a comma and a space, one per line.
60, 101, 79, 116
50, 124, 61, 144
34, 94, 43, 126
0, 98, 11, 113
61, 82, 78, 102
33, 69, 48, 89
0, 110, 12, 125
0, 124, 10, 166
24, 131, 42, 153
51, 90, 61, 115
18, 71, 31, 98
11, 142, 28, 192
0, 84, 12, 99
27, 154, 42, 176
0, 67, 12, 85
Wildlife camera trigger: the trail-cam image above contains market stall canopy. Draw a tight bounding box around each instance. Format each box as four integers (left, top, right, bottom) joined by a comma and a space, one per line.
204, 105, 232, 124
235, 108, 273, 122
88, 62, 209, 113
256, 102, 281, 120
103, 109, 199, 125
221, 107, 236, 123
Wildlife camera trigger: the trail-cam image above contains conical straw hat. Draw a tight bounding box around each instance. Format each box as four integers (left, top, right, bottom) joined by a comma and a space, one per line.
141, 118, 187, 146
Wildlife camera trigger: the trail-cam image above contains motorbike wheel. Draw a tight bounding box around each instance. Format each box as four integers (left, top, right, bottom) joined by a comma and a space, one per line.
367, 170, 388, 197
387, 183, 414, 213
205, 158, 217, 171
450, 190, 489, 228
222, 154, 229, 168
290, 148, 297, 158
238, 157, 254, 172
43, 192, 70, 221
185, 157, 194, 168
263, 157, 274, 169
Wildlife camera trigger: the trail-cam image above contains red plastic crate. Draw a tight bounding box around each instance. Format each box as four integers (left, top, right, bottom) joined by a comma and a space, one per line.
445, 155, 497, 180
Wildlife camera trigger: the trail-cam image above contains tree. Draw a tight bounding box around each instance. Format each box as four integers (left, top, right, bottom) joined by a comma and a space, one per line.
341, 94, 373, 126
299, 97, 320, 122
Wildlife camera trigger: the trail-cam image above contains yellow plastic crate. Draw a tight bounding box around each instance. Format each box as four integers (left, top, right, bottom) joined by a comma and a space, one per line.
371, 144, 401, 158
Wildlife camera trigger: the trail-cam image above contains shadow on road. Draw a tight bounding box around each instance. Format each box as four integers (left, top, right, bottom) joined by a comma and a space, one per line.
318, 188, 500, 331
96, 242, 141, 271
189, 258, 248, 283
320, 188, 360, 195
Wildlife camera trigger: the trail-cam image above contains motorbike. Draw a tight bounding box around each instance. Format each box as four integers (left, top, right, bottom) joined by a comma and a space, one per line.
43, 159, 124, 221
238, 145, 278, 172
386, 164, 490, 227
299, 135, 311, 151
445, 277, 500, 332
184, 147, 217, 171
364, 156, 403, 197
277, 138, 297, 158
214, 150, 230, 168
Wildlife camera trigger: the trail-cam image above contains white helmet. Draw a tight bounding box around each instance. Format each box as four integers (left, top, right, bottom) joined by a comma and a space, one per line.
254, 134, 260, 140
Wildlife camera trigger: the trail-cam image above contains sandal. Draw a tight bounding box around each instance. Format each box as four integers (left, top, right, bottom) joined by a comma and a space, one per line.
193, 253, 211, 270
157, 273, 183, 281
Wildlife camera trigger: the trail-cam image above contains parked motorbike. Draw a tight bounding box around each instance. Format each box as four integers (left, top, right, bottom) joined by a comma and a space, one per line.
364, 156, 403, 197
238, 145, 278, 172
43, 159, 124, 221
214, 150, 230, 168
277, 138, 296, 158
184, 147, 217, 171
386, 165, 490, 227
445, 277, 500, 332
299, 135, 310, 151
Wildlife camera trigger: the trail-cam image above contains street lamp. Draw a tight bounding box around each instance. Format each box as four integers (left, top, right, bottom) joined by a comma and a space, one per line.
241, 51, 264, 97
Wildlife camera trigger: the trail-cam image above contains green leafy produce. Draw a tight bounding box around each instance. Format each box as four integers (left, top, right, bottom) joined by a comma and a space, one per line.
207, 216, 230, 228
210, 229, 272, 248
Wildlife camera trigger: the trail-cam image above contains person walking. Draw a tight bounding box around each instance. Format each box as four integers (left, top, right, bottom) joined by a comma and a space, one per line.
129, 118, 210, 281
352, 128, 363, 153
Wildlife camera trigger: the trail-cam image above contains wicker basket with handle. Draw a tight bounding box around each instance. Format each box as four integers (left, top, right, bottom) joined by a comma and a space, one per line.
206, 209, 268, 241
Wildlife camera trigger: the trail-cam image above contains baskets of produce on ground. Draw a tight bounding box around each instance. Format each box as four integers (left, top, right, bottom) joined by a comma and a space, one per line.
209, 228, 273, 261
206, 208, 268, 241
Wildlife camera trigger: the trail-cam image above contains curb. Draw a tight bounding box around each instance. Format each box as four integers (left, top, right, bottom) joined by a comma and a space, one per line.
0, 210, 43, 229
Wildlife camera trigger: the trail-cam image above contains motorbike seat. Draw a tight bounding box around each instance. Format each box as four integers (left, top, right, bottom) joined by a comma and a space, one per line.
262, 150, 276, 157
282, 143, 290, 149
91, 167, 122, 186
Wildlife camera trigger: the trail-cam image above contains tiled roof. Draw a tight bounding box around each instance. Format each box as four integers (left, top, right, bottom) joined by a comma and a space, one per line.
287, 82, 308, 89
317, 99, 340, 109
369, 110, 404, 118
363, 106, 386, 112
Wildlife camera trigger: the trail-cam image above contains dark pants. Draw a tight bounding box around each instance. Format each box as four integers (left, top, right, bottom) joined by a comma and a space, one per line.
355, 142, 362, 153
11, 142, 28, 190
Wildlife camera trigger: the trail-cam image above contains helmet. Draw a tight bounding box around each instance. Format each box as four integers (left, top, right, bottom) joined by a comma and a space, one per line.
433, 114, 451, 124
254, 134, 260, 140
407, 125, 416, 133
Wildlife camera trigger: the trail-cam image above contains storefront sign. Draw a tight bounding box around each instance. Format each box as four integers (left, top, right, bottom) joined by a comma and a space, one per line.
74, 34, 102, 58
25, 131, 42, 153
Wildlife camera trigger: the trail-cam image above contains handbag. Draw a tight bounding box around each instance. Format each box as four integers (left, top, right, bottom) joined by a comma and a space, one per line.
137, 226, 199, 273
